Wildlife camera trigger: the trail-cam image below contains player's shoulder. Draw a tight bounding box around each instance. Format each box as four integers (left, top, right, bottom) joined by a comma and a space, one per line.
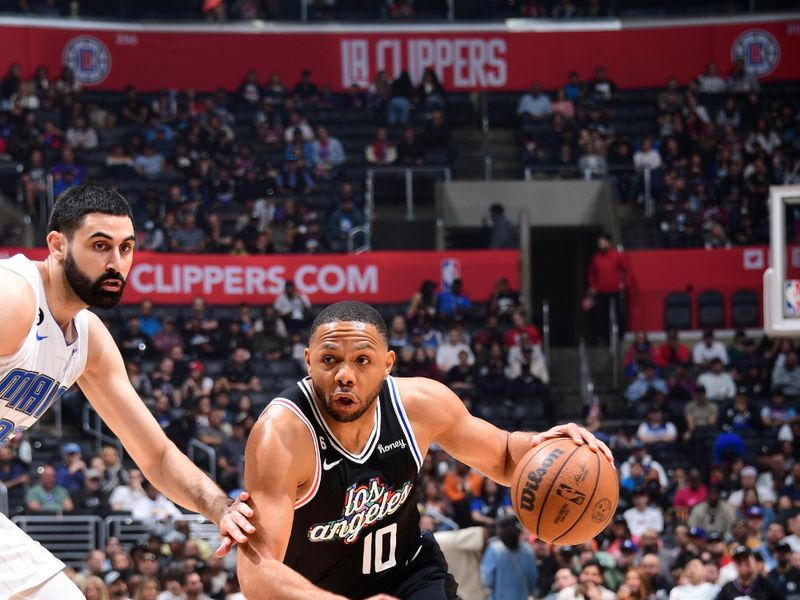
253, 396, 315, 449
0, 261, 38, 355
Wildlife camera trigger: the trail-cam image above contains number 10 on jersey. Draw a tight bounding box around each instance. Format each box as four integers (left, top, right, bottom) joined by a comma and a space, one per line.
361, 523, 398, 574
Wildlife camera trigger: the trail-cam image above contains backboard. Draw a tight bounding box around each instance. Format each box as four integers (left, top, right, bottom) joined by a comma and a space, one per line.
764, 185, 800, 337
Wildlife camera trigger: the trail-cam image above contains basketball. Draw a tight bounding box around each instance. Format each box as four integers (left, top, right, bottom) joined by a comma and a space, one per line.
511, 438, 618, 545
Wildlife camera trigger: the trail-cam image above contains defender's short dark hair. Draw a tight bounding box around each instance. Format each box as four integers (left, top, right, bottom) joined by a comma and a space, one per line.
47, 183, 133, 239
310, 301, 388, 344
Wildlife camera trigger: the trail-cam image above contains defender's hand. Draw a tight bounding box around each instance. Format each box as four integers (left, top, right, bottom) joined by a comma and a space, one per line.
214, 491, 255, 557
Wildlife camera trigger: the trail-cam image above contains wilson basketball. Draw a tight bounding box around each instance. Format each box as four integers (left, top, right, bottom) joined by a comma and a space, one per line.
511, 438, 618, 545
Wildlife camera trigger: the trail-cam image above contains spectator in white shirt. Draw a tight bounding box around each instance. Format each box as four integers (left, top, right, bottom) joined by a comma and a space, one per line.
557, 560, 616, 600
772, 350, 800, 400
633, 136, 662, 171
273, 281, 311, 334
66, 115, 99, 150
436, 329, 475, 374
131, 479, 183, 522
696, 62, 727, 94
692, 330, 729, 369
619, 441, 669, 490
668, 558, 716, 600
727, 466, 777, 508
108, 468, 146, 512
697, 359, 736, 402
624, 487, 664, 536
517, 83, 552, 122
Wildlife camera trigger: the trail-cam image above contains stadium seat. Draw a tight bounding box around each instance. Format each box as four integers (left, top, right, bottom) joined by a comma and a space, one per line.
663, 291, 692, 330
697, 289, 725, 329
731, 288, 760, 328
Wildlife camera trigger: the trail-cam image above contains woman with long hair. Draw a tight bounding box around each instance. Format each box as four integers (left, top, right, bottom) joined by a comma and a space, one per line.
81, 576, 110, 600
134, 576, 161, 600
617, 566, 655, 600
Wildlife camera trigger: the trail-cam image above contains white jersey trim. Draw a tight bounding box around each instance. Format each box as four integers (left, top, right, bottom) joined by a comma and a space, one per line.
386, 375, 424, 470
266, 398, 322, 510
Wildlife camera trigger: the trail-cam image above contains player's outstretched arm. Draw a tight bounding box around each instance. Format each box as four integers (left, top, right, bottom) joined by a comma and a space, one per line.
78, 313, 254, 554
0, 266, 36, 356
401, 378, 611, 487
237, 407, 356, 600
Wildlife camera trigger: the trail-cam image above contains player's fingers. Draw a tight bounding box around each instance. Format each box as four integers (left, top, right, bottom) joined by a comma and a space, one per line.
233, 497, 255, 519
233, 509, 256, 534
223, 518, 249, 544
214, 536, 233, 558
598, 440, 615, 465
567, 423, 583, 444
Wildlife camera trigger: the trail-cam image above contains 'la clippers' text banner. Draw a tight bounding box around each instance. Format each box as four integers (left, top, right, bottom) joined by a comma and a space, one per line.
0, 248, 519, 305
625, 246, 800, 332
0, 16, 797, 91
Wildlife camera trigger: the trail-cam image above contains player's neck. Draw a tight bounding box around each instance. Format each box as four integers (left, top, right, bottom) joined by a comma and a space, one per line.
37, 258, 87, 329
319, 400, 379, 456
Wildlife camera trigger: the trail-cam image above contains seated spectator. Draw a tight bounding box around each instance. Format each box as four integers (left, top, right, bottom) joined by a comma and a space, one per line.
689, 484, 736, 535
417, 69, 446, 113
55, 442, 87, 494
636, 406, 678, 447
217, 418, 247, 493
761, 391, 799, 431
668, 558, 715, 600
696, 62, 727, 94
436, 278, 472, 323
66, 115, 99, 149
308, 126, 345, 179
293, 69, 320, 107
283, 111, 314, 143
683, 385, 718, 440
216, 347, 261, 394
397, 126, 425, 166
674, 468, 708, 513
655, 329, 690, 372
729, 466, 777, 508
693, 330, 729, 369
238, 69, 261, 105
721, 392, 758, 433
517, 83, 552, 124
387, 71, 414, 125
109, 468, 146, 512
0, 445, 29, 510
507, 341, 550, 385
558, 560, 616, 600
365, 127, 398, 165
325, 195, 366, 253
620, 440, 669, 490
407, 280, 438, 322
727, 58, 760, 94
624, 332, 658, 379
551, 89, 575, 121
26, 464, 73, 513
446, 350, 479, 399
73, 468, 111, 516
273, 281, 311, 335
436, 329, 475, 374
772, 350, 800, 401
697, 358, 736, 402
131, 479, 183, 522
488, 278, 523, 322
276, 158, 314, 195
134, 145, 166, 180
197, 408, 231, 448
624, 363, 669, 404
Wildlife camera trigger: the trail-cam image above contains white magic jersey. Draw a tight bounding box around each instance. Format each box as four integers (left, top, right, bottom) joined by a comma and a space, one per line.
0, 254, 90, 595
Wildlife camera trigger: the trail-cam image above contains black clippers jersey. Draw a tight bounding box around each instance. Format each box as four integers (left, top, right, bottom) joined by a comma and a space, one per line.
272, 375, 424, 598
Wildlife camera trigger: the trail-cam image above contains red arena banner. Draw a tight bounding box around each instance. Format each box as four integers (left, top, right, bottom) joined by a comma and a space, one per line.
0, 248, 519, 305
0, 15, 797, 91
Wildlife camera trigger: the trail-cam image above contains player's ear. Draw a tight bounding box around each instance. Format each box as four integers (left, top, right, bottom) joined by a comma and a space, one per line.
385, 349, 396, 376
47, 230, 66, 261
304, 347, 311, 374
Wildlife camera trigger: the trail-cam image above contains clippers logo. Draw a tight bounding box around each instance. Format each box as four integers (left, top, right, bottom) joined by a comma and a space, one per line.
732, 29, 780, 77
519, 448, 565, 513
785, 280, 800, 318
63, 36, 112, 85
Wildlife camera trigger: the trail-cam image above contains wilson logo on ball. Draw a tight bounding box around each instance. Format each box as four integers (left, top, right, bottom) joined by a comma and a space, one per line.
519, 448, 565, 512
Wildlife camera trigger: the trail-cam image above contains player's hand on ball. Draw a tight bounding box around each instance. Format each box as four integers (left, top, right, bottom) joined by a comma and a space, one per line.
531, 423, 614, 464
215, 491, 255, 557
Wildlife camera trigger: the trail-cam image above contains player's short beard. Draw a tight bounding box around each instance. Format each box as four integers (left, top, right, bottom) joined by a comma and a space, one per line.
312, 380, 381, 423
63, 249, 126, 309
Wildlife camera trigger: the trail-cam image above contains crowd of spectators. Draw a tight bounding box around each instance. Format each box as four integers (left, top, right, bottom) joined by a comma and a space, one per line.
518, 61, 800, 250
0, 63, 455, 252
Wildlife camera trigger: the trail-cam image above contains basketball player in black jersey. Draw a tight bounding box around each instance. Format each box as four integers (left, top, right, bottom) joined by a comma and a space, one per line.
238, 301, 612, 600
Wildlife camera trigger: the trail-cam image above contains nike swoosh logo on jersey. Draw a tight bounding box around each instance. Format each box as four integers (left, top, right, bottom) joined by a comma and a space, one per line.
35, 331, 48, 341
323, 458, 342, 471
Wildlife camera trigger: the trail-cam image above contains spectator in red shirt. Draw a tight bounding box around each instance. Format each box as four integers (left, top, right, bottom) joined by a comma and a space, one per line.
504, 310, 542, 348
655, 329, 691, 372
585, 233, 626, 345
674, 468, 708, 515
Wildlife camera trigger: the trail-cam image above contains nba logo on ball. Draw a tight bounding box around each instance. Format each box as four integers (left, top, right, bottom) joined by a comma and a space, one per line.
440, 258, 461, 291
731, 29, 780, 77
784, 280, 800, 318
63, 36, 112, 85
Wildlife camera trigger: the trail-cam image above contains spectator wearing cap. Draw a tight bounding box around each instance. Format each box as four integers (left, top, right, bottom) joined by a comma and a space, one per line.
55, 441, 87, 493
624, 363, 669, 408
756, 522, 788, 573
480, 514, 538, 600
557, 559, 616, 600
745, 506, 767, 549
73, 467, 111, 516
767, 541, 800, 596
619, 440, 669, 491
105, 570, 133, 600
716, 546, 783, 600
729, 467, 777, 509
696, 358, 736, 403
693, 330, 729, 370
624, 488, 664, 536
667, 558, 715, 600
689, 485, 736, 535
181, 360, 214, 402
761, 390, 800, 431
